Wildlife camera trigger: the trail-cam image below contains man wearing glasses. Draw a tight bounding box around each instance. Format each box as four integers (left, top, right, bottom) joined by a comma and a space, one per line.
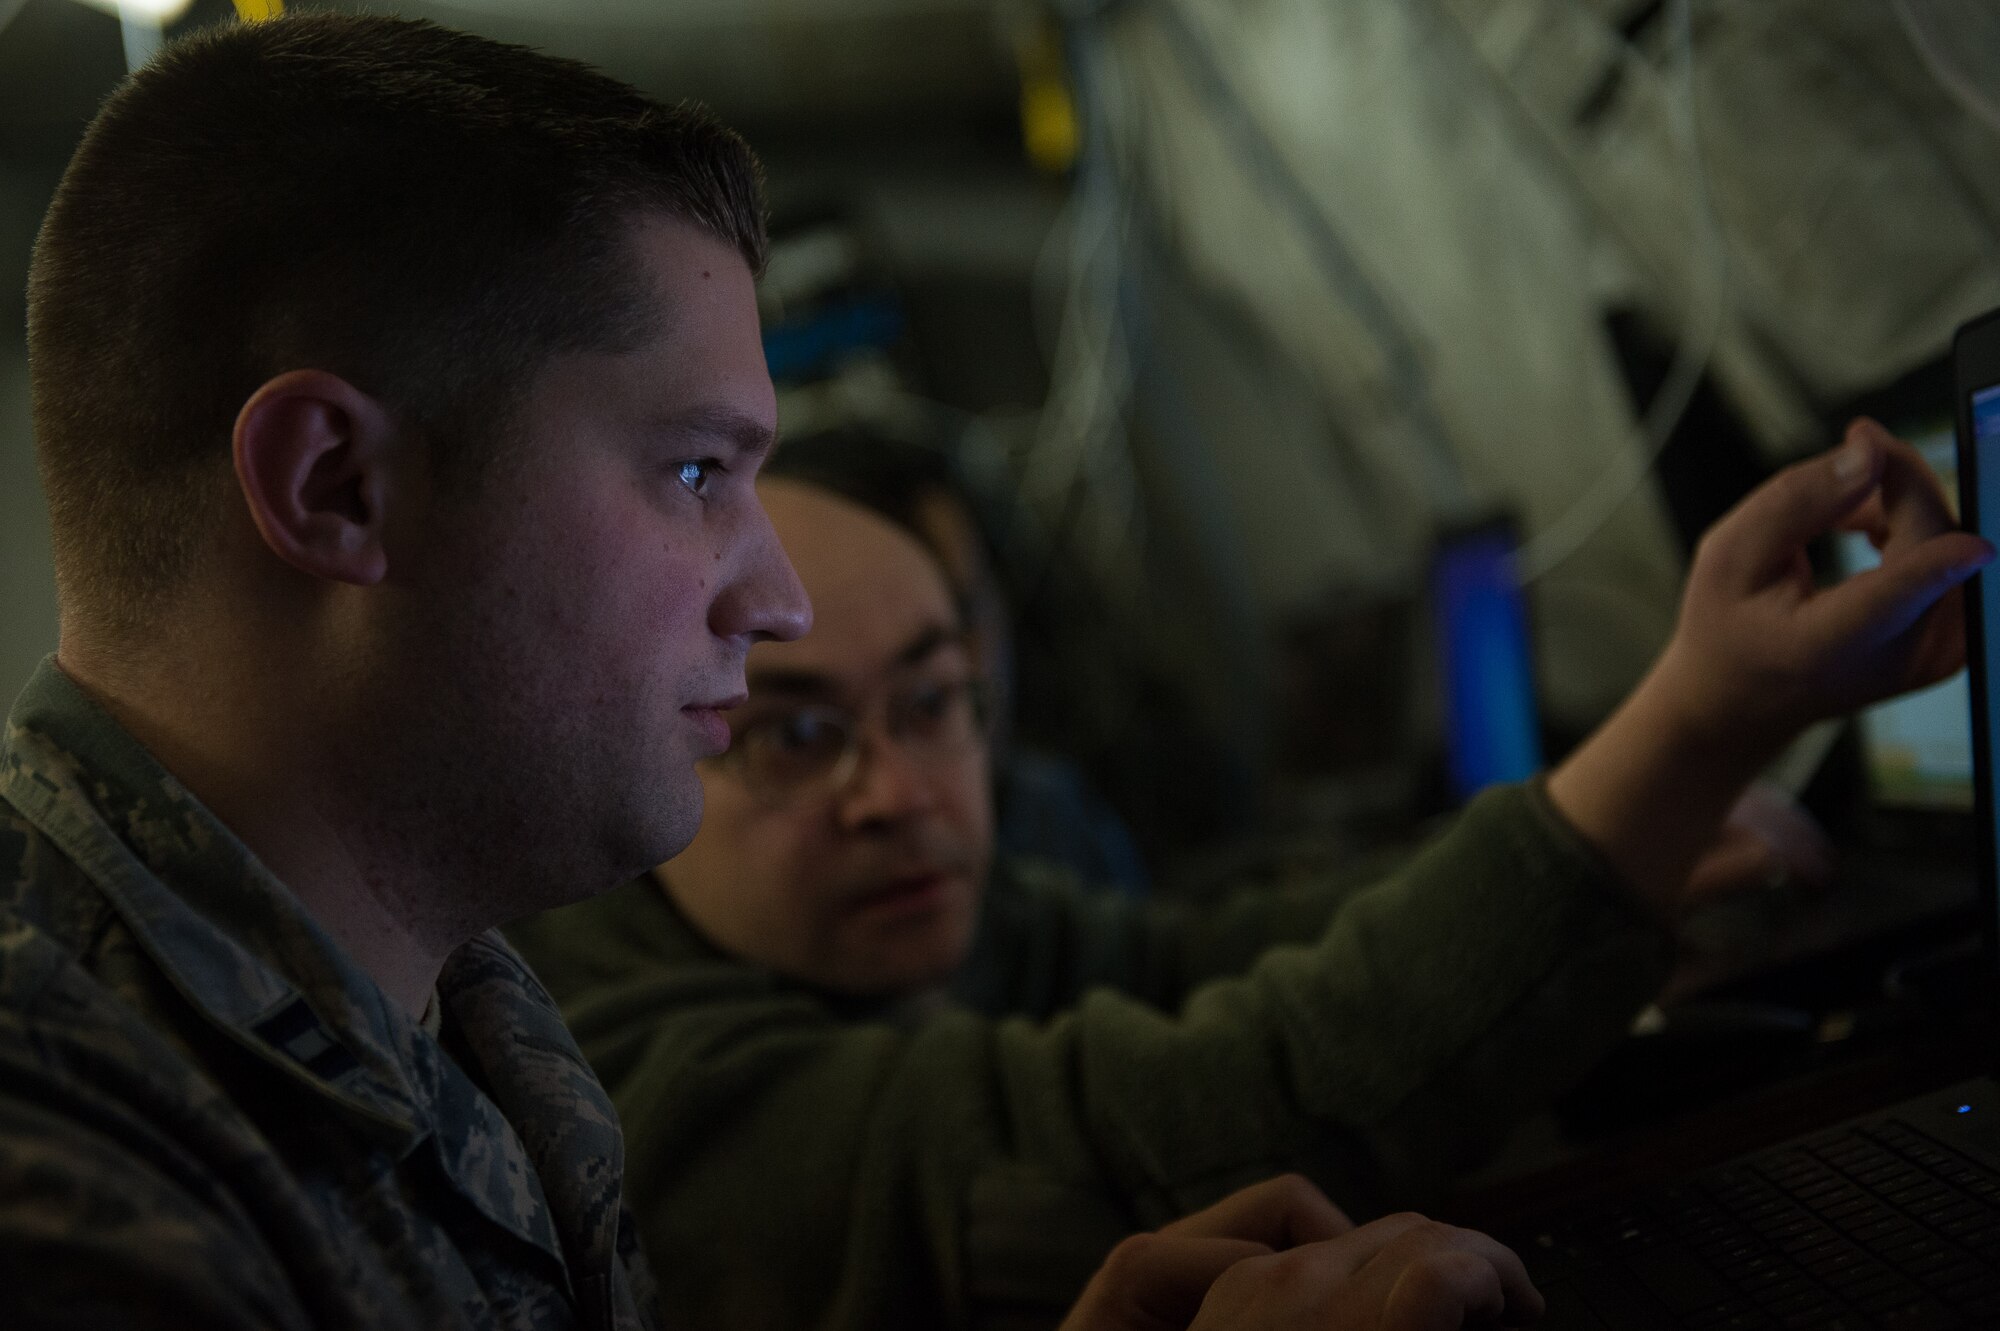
511, 417, 1981, 1331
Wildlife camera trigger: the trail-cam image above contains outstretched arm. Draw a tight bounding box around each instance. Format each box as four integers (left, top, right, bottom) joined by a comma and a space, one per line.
1549, 418, 1992, 918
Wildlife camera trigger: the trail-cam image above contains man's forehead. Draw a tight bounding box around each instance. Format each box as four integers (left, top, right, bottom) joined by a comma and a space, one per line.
746, 622, 968, 700
613, 217, 773, 404
747, 479, 965, 677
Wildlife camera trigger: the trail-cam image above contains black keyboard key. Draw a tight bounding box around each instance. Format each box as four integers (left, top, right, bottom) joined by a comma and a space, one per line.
1803, 1244, 1873, 1279
1765, 1287, 1842, 1322
1758, 1214, 1819, 1244
1935, 1211, 1997, 1241
1685, 1306, 1775, 1330
1939, 1263, 2000, 1305
1852, 1277, 1927, 1313
1848, 1215, 1923, 1247
1874, 1298, 1964, 1330
1925, 1197, 1984, 1226
1752, 1274, 1817, 1309
1900, 1244, 1970, 1279
1959, 1288, 2000, 1317
1879, 1234, 1947, 1267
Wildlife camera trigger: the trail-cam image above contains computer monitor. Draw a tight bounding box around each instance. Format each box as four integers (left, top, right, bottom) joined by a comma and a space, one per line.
1429, 518, 1542, 802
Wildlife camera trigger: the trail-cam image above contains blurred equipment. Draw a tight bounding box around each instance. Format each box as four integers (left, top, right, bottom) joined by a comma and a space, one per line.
1429, 519, 1544, 803
1020, 0, 2000, 848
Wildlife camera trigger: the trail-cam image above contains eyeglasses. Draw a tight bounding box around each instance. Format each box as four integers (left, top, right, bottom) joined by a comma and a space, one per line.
716, 675, 992, 806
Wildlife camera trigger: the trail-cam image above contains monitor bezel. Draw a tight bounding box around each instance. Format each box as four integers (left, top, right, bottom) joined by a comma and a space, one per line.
1949, 306, 2000, 1038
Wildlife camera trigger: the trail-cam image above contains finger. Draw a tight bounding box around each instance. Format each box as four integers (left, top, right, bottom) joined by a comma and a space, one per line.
1278, 1211, 1453, 1284
1728, 783, 1834, 889
1162, 1174, 1353, 1247
1684, 826, 1780, 903
1865, 420, 1958, 556
1446, 1224, 1544, 1325
1697, 431, 1886, 590
1358, 1222, 1543, 1330
1833, 490, 1888, 544
1801, 529, 1991, 654
1382, 1250, 1508, 1331
1064, 1233, 1272, 1331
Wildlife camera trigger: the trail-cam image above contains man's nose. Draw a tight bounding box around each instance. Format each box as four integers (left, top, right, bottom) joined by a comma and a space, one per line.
711, 504, 812, 645
834, 730, 939, 830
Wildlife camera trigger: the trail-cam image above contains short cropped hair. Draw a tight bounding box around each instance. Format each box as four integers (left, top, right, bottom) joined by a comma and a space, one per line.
27, 13, 767, 638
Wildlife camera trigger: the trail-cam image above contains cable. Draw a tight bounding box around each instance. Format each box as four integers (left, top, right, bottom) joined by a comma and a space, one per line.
1513, 0, 1726, 581
1125, 0, 1725, 582
1142, 0, 1474, 519
1892, 0, 2000, 141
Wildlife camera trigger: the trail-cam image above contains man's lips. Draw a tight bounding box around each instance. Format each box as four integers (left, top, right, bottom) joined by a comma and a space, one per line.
845, 870, 956, 918
682, 695, 745, 755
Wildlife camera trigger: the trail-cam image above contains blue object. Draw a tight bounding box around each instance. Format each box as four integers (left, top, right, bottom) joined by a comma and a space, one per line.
1432, 525, 1543, 801
762, 293, 904, 383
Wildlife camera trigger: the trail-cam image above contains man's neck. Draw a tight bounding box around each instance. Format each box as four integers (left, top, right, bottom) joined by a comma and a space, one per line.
55, 650, 447, 1016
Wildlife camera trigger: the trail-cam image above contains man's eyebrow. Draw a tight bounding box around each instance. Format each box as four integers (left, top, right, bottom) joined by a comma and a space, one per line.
895, 624, 963, 669
664, 408, 777, 460
745, 625, 965, 698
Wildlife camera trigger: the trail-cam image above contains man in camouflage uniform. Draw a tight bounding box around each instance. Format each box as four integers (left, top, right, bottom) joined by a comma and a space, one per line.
0, 13, 809, 1328
1, 663, 659, 1327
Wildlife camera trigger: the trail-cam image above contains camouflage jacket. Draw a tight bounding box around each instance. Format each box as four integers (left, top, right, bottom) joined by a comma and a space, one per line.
0, 659, 661, 1331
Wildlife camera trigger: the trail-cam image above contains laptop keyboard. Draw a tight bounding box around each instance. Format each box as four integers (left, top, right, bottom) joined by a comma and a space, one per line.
1514, 1118, 2000, 1329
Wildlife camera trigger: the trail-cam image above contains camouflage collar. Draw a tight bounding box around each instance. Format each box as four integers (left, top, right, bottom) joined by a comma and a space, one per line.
0, 658, 588, 1269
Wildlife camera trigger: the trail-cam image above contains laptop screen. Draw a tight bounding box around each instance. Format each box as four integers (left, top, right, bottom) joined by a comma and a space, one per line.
1835, 427, 1974, 811
1973, 385, 2000, 885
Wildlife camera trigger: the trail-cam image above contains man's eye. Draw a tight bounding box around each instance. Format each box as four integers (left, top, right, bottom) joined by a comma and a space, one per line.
902, 680, 976, 737
752, 709, 846, 757
676, 459, 719, 495
906, 683, 954, 725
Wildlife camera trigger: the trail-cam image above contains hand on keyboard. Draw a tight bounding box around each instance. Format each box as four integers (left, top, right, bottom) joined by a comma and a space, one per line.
1060, 1177, 1544, 1330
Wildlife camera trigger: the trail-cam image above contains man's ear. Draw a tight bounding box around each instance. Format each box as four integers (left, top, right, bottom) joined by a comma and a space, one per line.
232, 369, 404, 586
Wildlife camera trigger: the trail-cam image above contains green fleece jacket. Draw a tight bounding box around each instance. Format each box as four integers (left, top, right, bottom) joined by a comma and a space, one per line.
508, 782, 1673, 1331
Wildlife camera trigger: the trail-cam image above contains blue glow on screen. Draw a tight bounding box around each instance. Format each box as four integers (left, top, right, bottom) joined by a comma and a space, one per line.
1433, 530, 1542, 800
1978, 386, 2000, 893
1836, 433, 1970, 808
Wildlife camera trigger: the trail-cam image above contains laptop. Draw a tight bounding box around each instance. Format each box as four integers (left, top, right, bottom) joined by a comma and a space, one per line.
1493, 313, 2000, 1330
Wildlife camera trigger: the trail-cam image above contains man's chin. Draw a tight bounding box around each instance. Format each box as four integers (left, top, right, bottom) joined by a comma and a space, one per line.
853, 915, 977, 995
829, 950, 962, 1000
624, 773, 705, 879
